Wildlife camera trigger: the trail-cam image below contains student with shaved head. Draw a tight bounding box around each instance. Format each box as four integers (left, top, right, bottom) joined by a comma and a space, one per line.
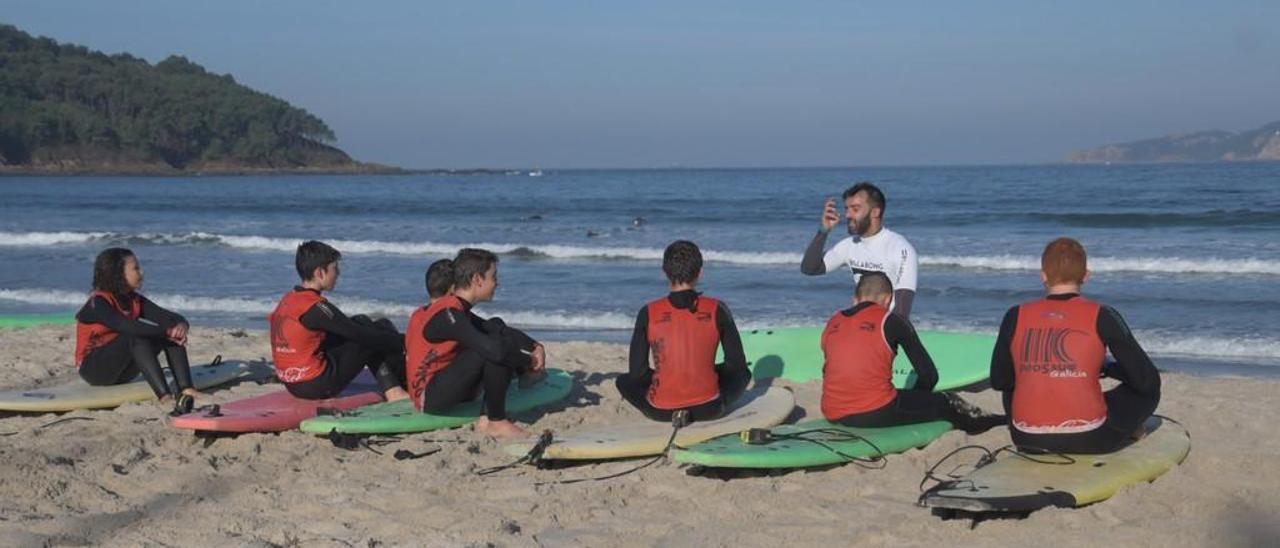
821, 272, 1001, 433
991, 237, 1161, 454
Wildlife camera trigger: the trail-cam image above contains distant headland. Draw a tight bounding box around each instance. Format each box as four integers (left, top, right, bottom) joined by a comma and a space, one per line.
0, 24, 400, 175
1068, 121, 1280, 164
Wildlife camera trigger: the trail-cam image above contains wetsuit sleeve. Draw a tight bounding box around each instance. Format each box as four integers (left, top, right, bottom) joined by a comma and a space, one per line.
1097, 305, 1161, 397
137, 295, 186, 330
422, 307, 506, 363
884, 313, 937, 392
800, 230, 829, 275
628, 306, 651, 381
476, 312, 536, 369
299, 301, 403, 354
75, 296, 167, 338
715, 301, 748, 375
990, 306, 1020, 392
892, 289, 915, 320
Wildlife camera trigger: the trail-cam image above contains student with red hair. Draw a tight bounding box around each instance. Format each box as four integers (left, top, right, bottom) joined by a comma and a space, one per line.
990, 238, 1161, 454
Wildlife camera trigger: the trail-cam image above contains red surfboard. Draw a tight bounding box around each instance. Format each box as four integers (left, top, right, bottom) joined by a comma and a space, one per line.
171, 373, 383, 433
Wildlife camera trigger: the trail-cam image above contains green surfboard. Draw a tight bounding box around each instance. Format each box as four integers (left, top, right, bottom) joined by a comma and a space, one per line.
724, 326, 993, 389
298, 368, 574, 435
0, 314, 75, 329
672, 419, 952, 469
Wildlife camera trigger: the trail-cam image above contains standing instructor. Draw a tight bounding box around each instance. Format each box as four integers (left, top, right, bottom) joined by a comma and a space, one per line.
801, 182, 918, 319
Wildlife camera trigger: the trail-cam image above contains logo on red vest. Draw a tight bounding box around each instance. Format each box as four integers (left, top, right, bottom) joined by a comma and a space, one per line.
1018, 327, 1089, 378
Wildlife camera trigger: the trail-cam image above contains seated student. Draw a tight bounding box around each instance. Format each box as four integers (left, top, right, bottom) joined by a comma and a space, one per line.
616, 240, 751, 423
822, 272, 1002, 434
405, 249, 545, 439
268, 240, 409, 401
75, 248, 199, 404
991, 237, 1161, 454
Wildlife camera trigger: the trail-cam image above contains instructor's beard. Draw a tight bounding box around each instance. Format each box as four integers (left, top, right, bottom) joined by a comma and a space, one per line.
847, 213, 870, 237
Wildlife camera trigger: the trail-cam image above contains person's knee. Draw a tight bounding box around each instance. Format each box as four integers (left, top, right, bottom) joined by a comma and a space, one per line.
373, 317, 396, 331
350, 314, 373, 325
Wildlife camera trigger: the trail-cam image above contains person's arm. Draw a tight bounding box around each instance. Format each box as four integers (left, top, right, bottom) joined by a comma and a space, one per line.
890, 239, 919, 320
137, 295, 186, 329
884, 313, 937, 392
477, 312, 537, 370
1097, 305, 1161, 397
715, 301, 747, 374
800, 230, 830, 275
892, 290, 915, 320
75, 296, 168, 338
989, 306, 1020, 392
299, 301, 403, 355
627, 306, 651, 381
422, 307, 506, 363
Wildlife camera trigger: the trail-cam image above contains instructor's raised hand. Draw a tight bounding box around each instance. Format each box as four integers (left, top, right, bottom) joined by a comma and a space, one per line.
821, 197, 839, 233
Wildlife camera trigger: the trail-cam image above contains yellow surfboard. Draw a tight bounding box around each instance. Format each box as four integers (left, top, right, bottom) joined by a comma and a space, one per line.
503, 386, 795, 460
0, 359, 254, 412
921, 416, 1190, 512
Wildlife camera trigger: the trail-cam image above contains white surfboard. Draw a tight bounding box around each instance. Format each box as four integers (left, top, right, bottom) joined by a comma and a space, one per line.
503, 386, 795, 460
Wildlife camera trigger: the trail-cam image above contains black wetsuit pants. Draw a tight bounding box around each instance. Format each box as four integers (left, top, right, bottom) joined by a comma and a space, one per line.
79, 333, 193, 399
833, 390, 1002, 435
615, 365, 752, 423
1003, 384, 1159, 454
421, 348, 521, 421
286, 316, 405, 400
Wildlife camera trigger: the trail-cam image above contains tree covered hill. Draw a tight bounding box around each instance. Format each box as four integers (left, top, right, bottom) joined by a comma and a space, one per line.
0, 24, 392, 173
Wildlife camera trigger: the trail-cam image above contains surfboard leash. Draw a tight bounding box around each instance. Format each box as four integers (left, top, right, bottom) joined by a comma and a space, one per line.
916, 444, 1076, 502
743, 427, 888, 469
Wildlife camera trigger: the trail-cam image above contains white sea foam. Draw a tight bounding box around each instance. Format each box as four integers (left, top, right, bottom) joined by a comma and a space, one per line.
3, 230, 1278, 274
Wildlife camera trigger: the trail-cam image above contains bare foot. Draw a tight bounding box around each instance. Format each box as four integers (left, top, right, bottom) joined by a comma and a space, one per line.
181, 388, 205, 400
157, 394, 175, 406
475, 416, 529, 440
383, 386, 410, 402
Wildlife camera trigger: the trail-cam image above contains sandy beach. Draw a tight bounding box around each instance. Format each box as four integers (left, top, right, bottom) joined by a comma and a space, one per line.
1, 325, 1276, 547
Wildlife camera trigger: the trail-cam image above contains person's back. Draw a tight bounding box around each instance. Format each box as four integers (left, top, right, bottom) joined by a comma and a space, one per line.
991, 237, 1161, 454
820, 272, 1001, 433
617, 240, 751, 423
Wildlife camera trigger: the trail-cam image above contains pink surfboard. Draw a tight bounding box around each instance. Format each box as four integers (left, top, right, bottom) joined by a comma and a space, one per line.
171, 373, 384, 433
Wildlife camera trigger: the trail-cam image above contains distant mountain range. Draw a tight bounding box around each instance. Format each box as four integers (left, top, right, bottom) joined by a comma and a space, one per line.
1068, 121, 1280, 163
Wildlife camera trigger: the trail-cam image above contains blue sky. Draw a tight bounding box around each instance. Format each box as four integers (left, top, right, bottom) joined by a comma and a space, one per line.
2, 1, 1277, 168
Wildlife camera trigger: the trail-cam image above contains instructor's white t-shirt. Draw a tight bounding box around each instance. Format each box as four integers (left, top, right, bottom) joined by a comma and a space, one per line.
822, 227, 918, 292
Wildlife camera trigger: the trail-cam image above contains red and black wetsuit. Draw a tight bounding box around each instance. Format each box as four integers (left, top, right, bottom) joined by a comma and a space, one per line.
407, 296, 539, 420
821, 301, 998, 433
268, 287, 405, 400
618, 289, 751, 423
75, 291, 193, 399
991, 293, 1161, 454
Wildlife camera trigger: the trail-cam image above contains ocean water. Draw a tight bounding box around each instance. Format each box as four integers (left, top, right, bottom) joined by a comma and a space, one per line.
1, 164, 1277, 376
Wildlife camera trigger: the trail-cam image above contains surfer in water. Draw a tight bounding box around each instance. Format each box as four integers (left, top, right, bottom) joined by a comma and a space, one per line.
268, 241, 410, 402
990, 237, 1161, 454
617, 240, 751, 423
801, 182, 918, 320
74, 248, 201, 405
821, 272, 1003, 434
405, 248, 546, 439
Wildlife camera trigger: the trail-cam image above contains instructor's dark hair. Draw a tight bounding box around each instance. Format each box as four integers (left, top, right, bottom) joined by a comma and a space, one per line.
425, 259, 455, 299
662, 240, 703, 285
295, 240, 342, 281
453, 248, 499, 289
855, 272, 894, 301
92, 247, 137, 312
842, 181, 886, 218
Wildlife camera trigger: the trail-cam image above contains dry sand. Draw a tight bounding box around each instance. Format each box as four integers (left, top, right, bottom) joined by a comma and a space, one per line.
1, 325, 1277, 547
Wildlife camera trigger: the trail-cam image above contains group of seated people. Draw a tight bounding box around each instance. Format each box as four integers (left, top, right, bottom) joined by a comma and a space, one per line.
74, 234, 1159, 452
